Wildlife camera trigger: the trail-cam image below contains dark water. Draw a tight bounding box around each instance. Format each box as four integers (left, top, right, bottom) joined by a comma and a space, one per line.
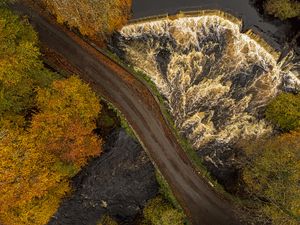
48, 129, 158, 225
132, 0, 297, 50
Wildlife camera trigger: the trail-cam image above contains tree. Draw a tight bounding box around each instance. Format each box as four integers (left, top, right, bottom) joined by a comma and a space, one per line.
32, 76, 102, 167
143, 196, 185, 225
242, 131, 300, 225
39, 0, 132, 42
0, 8, 56, 127
0, 77, 102, 225
266, 93, 300, 131
264, 0, 300, 20
0, 127, 72, 225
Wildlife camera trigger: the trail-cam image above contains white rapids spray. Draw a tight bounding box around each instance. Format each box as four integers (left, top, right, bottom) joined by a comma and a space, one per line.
115, 15, 299, 155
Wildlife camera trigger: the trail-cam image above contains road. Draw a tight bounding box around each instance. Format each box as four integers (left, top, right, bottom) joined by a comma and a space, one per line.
11, 3, 240, 225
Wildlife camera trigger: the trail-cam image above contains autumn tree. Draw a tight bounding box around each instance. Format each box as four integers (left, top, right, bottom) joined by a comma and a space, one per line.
0, 7, 103, 225
32, 76, 102, 168
242, 132, 300, 225
98, 215, 119, 225
39, 0, 132, 42
0, 127, 72, 225
0, 76, 102, 225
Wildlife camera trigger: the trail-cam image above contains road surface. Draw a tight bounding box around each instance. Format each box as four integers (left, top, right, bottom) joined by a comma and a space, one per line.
11, 3, 240, 225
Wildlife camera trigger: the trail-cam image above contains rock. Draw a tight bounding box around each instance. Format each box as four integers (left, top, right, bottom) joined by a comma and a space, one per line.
197, 141, 241, 193
48, 129, 158, 225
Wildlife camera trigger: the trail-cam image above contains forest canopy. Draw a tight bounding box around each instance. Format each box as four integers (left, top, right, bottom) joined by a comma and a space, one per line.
0, 7, 102, 225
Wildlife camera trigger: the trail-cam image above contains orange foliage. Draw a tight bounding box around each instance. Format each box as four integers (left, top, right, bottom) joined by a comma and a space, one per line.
32, 76, 102, 167
0, 76, 102, 225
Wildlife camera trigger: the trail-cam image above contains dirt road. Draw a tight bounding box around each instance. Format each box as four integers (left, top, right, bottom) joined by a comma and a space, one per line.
11, 3, 240, 225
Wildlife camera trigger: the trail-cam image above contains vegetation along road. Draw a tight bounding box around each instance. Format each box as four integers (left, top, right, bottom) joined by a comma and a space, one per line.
11, 2, 240, 225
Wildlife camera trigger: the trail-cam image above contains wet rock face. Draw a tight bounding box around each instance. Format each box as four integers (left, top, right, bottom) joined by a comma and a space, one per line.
48, 129, 158, 225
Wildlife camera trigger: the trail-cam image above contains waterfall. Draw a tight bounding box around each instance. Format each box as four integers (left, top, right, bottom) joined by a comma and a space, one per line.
113, 14, 300, 179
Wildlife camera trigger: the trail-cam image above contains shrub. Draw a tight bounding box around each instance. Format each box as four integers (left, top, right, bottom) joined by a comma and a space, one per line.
143, 196, 185, 225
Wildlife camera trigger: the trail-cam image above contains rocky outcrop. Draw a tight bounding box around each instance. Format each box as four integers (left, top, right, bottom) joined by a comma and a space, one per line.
48, 129, 158, 225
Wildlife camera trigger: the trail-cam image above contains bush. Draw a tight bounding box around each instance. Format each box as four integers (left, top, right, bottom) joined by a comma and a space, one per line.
266, 92, 300, 131
264, 0, 300, 20
143, 196, 185, 225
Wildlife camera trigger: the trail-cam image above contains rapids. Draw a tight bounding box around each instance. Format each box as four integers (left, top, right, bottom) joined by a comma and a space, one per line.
112, 13, 299, 184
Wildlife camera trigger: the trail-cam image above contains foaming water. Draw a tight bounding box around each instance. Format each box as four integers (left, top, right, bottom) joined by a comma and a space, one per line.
114, 15, 299, 155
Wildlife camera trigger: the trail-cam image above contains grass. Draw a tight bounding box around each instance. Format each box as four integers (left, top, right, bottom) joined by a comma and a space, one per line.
155, 170, 191, 225
103, 100, 137, 139
155, 170, 182, 210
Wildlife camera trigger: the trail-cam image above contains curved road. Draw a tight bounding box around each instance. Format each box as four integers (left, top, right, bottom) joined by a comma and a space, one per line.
11, 3, 240, 225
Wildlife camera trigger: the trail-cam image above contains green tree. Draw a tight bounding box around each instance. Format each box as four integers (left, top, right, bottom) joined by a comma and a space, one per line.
0, 0, 15, 6
264, 0, 300, 20
242, 131, 300, 225
266, 93, 300, 131
0, 8, 56, 127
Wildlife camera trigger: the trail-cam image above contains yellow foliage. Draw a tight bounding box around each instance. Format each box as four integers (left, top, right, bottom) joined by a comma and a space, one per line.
0, 76, 102, 224
0, 128, 71, 225
33, 76, 102, 167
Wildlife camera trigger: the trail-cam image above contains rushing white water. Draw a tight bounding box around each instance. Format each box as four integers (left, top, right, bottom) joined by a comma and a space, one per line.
115, 15, 299, 154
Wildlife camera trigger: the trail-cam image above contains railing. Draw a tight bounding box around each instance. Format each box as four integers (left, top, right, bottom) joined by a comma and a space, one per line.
128, 10, 242, 27
244, 29, 280, 60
